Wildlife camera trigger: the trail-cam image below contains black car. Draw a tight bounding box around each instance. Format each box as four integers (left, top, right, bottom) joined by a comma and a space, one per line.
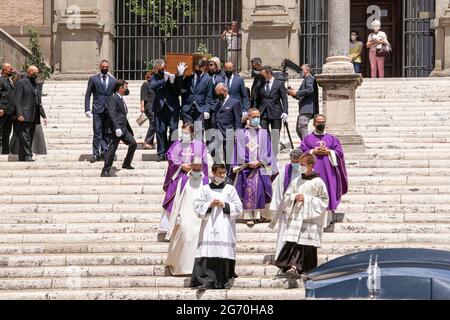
303, 248, 450, 300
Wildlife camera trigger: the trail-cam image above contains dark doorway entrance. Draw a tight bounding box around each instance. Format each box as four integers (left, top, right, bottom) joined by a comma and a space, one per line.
351, 0, 403, 77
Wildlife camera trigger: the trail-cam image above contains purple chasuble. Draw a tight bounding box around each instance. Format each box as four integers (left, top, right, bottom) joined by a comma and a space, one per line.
283, 164, 293, 193
162, 139, 209, 213
300, 133, 348, 211
230, 128, 277, 210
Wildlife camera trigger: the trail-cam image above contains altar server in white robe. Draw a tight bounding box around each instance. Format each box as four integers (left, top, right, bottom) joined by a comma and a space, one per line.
274, 153, 329, 276
191, 163, 243, 290
269, 149, 303, 260
165, 162, 208, 276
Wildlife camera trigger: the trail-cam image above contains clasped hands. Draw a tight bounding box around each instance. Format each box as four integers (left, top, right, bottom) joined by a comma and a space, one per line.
249, 161, 261, 169
295, 194, 305, 203
313, 146, 331, 156
210, 199, 225, 208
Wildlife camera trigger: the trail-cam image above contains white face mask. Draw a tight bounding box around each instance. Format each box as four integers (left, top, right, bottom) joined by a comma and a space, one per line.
182, 133, 192, 142
213, 176, 226, 185
301, 166, 307, 174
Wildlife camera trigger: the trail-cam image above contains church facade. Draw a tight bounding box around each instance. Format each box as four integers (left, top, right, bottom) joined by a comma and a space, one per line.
1, 0, 450, 79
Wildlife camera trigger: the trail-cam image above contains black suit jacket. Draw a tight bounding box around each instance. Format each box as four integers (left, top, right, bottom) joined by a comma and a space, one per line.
213, 96, 242, 138
0, 76, 15, 115
256, 79, 288, 120
150, 74, 181, 113
106, 94, 134, 136
14, 78, 46, 123
250, 74, 264, 108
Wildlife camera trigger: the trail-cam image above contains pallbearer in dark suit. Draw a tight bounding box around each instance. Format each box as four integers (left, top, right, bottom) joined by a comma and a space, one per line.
85, 59, 116, 162
0, 63, 15, 154
178, 60, 214, 133
150, 59, 181, 162
101, 80, 137, 177
211, 83, 242, 172
14, 66, 48, 162
223, 62, 249, 118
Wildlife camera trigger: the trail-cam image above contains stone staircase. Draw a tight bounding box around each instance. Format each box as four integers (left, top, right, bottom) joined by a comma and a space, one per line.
0, 78, 449, 300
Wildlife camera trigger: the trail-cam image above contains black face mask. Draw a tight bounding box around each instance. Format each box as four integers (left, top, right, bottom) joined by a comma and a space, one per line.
6, 72, 13, 78
316, 123, 326, 132
225, 71, 233, 78
29, 75, 38, 82
124, 89, 130, 96
100, 69, 108, 75
217, 94, 226, 101
195, 69, 203, 76
158, 70, 165, 77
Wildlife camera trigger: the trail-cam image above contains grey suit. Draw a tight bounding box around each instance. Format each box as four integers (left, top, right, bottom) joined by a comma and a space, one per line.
0, 76, 15, 154
14, 77, 47, 161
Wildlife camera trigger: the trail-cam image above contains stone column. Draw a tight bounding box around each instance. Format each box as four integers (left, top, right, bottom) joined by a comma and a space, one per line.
241, 0, 300, 75
315, 0, 364, 153
431, 0, 450, 76
52, 0, 115, 79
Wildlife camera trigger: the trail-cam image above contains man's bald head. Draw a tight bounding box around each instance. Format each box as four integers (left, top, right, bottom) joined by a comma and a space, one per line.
2, 63, 13, 76
26, 66, 39, 79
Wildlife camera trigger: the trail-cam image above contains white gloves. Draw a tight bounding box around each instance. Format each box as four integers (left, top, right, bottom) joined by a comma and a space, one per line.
164, 71, 170, 82
85, 111, 92, 119
169, 74, 176, 84
281, 113, 289, 122
177, 62, 187, 76
203, 112, 211, 120
115, 129, 123, 138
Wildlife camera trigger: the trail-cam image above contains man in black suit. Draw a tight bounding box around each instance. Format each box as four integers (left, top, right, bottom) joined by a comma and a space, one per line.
101, 80, 137, 177
287, 64, 320, 141
14, 66, 47, 162
178, 60, 214, 134
211, 83, 242, 170
150, 59, 181, 162
249, 57, 264, 108
0, 63, 15, 154
85, 59, 116, 162
256, 66, 289, 132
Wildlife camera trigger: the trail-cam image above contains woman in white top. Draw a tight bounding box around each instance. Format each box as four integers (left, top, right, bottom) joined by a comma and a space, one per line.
366, 20, 390, 78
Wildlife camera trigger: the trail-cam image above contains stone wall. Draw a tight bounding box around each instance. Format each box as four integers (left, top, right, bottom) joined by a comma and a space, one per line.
0, 0, 44, 26
0, 28, 32, 71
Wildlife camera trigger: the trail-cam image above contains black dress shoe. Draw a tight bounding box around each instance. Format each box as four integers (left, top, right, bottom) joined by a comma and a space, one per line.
157, 155, 166, 162
122, 165, 135, 170
196, 284, 211, 291
101, 171, 110, 177
90, 155, 99, 163
25, 158, 35, 162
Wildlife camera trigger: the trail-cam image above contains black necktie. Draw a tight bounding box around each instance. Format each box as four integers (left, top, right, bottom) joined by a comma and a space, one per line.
195, 75, 201, 90
265, 81, 270, 94
102, 75, 107, 90
227, 77, 231, 89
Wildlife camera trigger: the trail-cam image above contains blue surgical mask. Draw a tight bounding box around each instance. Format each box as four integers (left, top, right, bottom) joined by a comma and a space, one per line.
250, 117, 260, 127
190, 171, 202, 178
291, 163, 300, 170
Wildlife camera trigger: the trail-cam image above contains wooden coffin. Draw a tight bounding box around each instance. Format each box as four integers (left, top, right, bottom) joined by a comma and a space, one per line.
165, 53, 209, 76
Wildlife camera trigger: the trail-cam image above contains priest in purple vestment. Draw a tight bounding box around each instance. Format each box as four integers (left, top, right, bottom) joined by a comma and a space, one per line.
300, 114, 348, 226
230, 108, 278, 226
158, 123, 209, 236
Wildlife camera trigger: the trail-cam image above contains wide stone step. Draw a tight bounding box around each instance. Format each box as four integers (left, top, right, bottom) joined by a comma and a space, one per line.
0, 253, 333, 268
0, 275, 305, 290
0, 264, 286, 278
0, 287, 306, 300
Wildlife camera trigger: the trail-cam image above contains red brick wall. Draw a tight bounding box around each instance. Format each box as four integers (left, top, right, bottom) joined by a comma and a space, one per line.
0, 0, 44, 26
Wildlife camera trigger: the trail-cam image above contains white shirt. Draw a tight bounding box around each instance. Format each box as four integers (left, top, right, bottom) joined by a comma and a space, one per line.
265, 77, 275, 93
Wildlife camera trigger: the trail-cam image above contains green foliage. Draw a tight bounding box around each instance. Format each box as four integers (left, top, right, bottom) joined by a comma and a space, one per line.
145, 59, 155, 71
24, 28, 52, 80
127, 0, 194, 39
